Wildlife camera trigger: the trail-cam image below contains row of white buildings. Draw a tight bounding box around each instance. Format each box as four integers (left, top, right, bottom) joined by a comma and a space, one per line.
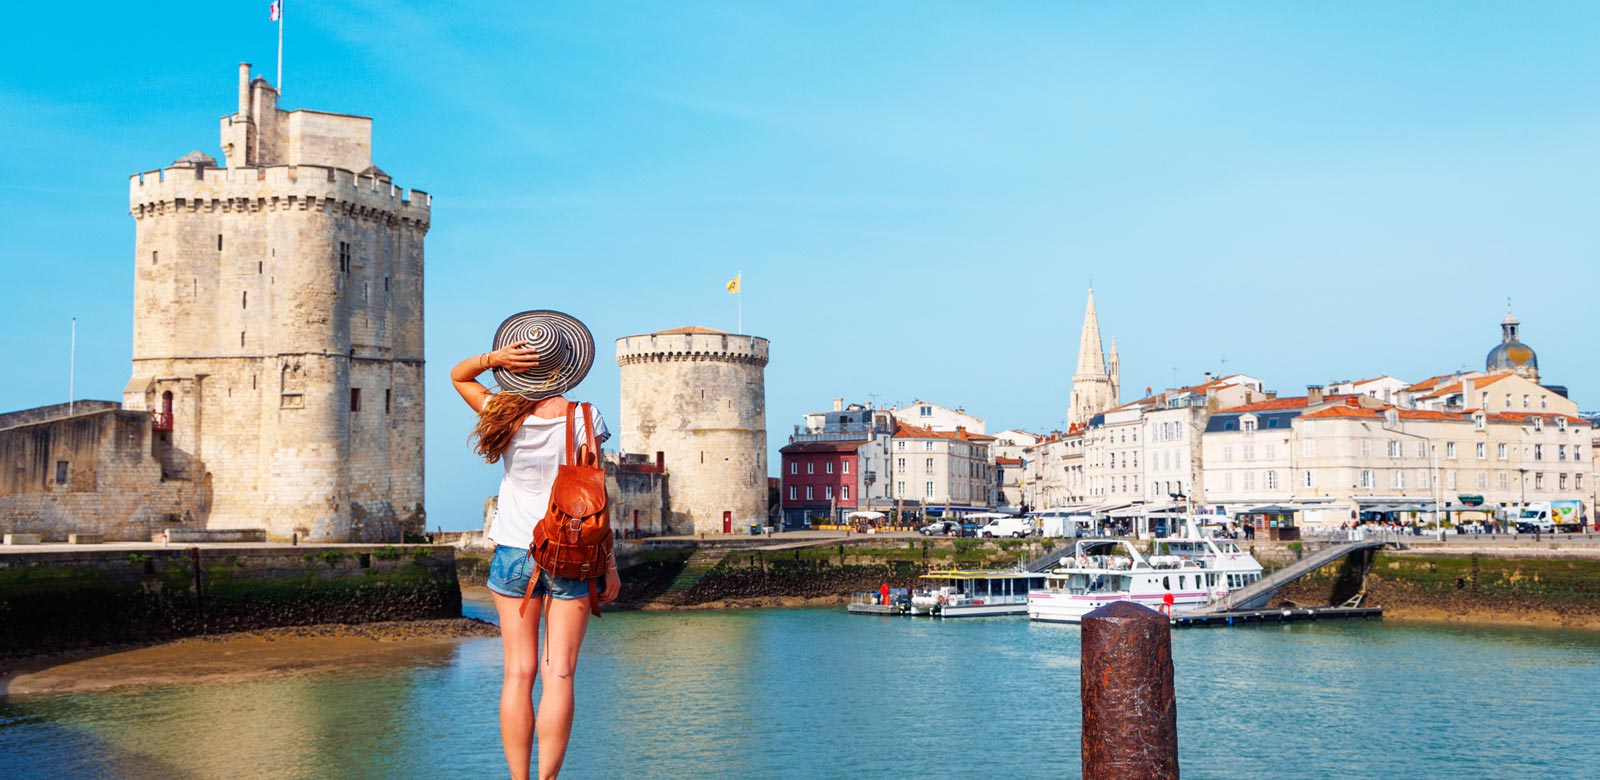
777, 295, 1596, 529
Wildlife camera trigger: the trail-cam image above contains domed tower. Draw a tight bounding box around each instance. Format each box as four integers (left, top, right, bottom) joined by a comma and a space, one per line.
1485, 306, 1539, 382
123, 64, 430, 541
616, 327, 769, 534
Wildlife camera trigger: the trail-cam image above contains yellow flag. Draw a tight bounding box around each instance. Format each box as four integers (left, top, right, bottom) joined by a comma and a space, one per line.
726, 274, 741, 294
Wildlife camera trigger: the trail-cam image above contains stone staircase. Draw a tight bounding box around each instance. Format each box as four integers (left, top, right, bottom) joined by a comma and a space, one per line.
665, 548, 728, 593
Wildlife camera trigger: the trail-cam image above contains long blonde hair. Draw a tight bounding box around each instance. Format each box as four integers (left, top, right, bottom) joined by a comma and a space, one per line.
471, 393, 541, 464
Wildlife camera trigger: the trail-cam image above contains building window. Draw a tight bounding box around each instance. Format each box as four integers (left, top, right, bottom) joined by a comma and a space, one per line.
1446, 442, 1457, 459
1534, 444, 1543, 461
385, 389, 392, 414
1387, 441, 1401, 458
825, 486, 833, 500
54, 460, 68, 485
1242, 419, 1257, 433
1499, 472, 1508, 490
896, 457, 905, 471
240, 331, 246, 347
805, 486, 813, 500
1477, 472, 1487, 489
1361, 440, 1372, 458
843, 460, 851, 474
1393, 471, 1404, 489
895, 441, 905, 451
1224, 446, 1233, 462
789, 486, 796, 501
920, 405, 932, 417
1476, 443, 1486, 460
1497, 443, 1507, 460
925, 482, 934, 498
1578, 473, 1585, 491
152, 251, 158, 265
826, 461, 833, 475
217, 234, 223, 250
1558, 445, 1567, 461
1266, 471, 1279, 490
1360, 470, 1375, 489
842, 485, 850, 500
790, 462, 797, 475
1534, 473, 1544, 490
1449, 471, 1459, 490
242, 290, 248, 309
349, 388, 361, 412
1303, 471, 1313, 488
338, 241, 352, 273
807, 462, 814, 475
1474, 413, 1486, 431
1303, 440, 1315, 458
1558, 473, 1569, 491
1419, 470, 1430, 488
924, 457, 934, 471
1523, 394, 1530, 409
896, 481, 905, 497
923, 441, 934, 452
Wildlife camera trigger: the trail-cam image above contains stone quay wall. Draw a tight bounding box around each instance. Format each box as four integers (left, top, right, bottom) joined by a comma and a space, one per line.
0, 544, 461, 657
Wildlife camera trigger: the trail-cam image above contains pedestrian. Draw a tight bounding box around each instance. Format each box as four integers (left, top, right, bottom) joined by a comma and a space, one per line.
453, 310, 619, 780
880, 582, 891, 606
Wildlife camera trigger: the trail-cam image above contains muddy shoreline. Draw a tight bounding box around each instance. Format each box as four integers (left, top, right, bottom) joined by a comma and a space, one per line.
1, 617, 498, 697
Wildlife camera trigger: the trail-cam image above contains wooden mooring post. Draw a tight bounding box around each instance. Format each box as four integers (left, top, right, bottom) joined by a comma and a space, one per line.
1082, 601, 1179, 779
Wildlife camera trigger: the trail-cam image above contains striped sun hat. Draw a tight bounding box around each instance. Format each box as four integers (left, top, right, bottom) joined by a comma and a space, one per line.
491, 310, 595, 400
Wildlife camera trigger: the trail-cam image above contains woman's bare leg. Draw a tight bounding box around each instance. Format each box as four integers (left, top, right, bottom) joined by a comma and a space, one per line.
495, 592, 543, 780
536, 597, 592, 780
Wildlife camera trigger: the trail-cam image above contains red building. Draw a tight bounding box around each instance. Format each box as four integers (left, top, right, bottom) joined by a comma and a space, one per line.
779, 439, 867, 527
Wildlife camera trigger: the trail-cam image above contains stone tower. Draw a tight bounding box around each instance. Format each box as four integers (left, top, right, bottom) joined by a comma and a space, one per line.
123, 63, 430, 542
1068, 287, 1119, 427
615, 327, 769, 534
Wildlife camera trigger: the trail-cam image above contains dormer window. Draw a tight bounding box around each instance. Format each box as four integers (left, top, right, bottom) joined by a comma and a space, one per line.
1473, 412, 1486, 431
1533, 417, 1544, 432
1557, 417, 1567, 431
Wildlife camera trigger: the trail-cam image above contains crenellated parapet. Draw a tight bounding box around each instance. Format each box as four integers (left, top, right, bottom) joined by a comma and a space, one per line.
129, 164, 430, 232
615, 331, 769, 367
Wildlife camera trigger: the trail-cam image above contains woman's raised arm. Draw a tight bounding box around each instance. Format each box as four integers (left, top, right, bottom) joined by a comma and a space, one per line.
450, 340, 539, 413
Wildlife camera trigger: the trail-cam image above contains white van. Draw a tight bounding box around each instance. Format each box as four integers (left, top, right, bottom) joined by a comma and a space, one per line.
973, 514, 1031, 538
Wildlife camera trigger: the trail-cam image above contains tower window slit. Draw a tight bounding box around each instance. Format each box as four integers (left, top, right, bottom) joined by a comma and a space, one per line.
217, 234, 223, 251
385, 389, 392, 414
242, 291, 248, 309
152, 251, 158, 265
350, 388, 362, 412
240, 331, 245, 347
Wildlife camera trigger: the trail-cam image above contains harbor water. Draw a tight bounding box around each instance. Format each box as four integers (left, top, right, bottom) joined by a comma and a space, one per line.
3, 600, 1599, 779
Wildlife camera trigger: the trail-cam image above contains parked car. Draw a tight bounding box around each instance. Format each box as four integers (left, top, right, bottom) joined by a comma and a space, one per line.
919, 520, 960, 536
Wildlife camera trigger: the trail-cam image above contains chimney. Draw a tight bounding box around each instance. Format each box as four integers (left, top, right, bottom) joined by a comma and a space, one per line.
238, 63, 252, 116
1244, 391, 1254, 405
1307, 384, 1325, 405
833, 398, 843, 412
1204, 371, 1213, 382
1265, 390, 1278, 401
1461, 377, 1475, 410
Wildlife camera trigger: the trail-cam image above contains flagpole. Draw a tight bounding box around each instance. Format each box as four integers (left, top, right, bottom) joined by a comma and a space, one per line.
276, 0, 284, 93
69, 318, 76, 415
737, 269, 743, 334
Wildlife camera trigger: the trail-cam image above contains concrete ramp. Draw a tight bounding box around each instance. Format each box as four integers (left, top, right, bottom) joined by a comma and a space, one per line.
1186, 539, 1386, 614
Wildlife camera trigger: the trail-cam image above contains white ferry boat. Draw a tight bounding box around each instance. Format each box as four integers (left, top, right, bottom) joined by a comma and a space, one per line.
1027, 529, 1263, 623
909, 569, 1048, 618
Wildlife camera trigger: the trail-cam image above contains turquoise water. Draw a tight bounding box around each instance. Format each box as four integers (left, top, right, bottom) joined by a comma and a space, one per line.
4, 603, 1600, 779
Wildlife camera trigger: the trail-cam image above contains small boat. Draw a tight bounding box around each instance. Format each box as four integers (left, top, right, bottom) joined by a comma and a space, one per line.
1028, 522, 1264, 623
910, 569, 1048, 618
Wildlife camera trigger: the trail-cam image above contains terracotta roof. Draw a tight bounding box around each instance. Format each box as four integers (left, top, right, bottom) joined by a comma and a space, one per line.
1419, 372, 1515, 401
1216, 396, 1311, 414
654, 326, 726, 335
995, 456, 1023, 466
891, 422, 985, 442
779, 439, 870, 454
1299, 405, 1590, 426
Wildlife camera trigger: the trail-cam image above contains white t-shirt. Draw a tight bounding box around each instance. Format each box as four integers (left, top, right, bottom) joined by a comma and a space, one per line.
487, 404, 611, 550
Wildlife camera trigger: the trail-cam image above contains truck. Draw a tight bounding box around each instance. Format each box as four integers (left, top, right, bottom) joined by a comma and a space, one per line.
1515, 500, 1585, 534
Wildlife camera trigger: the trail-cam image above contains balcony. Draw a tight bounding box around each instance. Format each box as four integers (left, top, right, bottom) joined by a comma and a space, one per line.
152, 411, 174, 431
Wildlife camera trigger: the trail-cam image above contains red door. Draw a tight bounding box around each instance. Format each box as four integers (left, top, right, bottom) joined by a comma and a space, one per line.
722, 511, 732, 534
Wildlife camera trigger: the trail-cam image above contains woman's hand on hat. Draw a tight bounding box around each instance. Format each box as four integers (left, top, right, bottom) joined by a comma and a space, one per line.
487, 340, 540, 373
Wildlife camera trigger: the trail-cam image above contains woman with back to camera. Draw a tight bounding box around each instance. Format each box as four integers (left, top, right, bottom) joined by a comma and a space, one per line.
450, 310, 620, 780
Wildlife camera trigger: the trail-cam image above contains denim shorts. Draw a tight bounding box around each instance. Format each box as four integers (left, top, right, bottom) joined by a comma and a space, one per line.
486, 545, 590, 600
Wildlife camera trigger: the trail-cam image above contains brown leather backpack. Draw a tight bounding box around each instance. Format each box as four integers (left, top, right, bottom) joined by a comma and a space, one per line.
521, 401, 613, 617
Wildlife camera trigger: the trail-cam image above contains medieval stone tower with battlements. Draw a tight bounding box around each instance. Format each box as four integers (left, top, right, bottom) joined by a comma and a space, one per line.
122, 64, 429, 542
616, 327, 769, 534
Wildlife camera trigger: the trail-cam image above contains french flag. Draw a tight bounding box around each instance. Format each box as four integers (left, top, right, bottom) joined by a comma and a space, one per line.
269, 1, 281, 22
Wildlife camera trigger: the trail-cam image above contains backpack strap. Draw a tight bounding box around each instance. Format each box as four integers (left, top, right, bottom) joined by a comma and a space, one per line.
579, 402, 599, 466
564, 401, 579, 467
518, 547, 542, 618
588, 577, 601, 618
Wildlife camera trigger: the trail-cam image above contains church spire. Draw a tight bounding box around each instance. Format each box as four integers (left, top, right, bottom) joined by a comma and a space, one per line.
1074, 287, 1107, 377
1068, 286, 1117, 428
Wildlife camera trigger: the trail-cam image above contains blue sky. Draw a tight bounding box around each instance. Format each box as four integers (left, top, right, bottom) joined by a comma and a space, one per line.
3, 2, 1598, 530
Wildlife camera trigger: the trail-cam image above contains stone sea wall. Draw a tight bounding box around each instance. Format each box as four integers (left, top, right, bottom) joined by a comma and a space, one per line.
1278, 551, 1600, 627
0, 545, 461, 657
